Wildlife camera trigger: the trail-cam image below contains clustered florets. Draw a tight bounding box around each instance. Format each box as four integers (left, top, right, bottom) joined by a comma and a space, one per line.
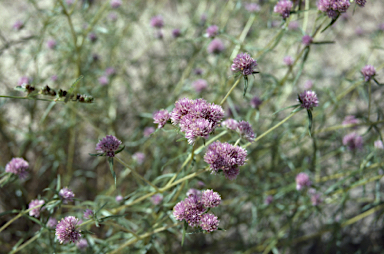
5, 158, 29, 179
343, 132, 363, 150
273, 0, 293, 19
59, 187, 75, 204
222, 118, 239, 131
295, 173, 311, 190
361, 65, 376, 82
317, 0, 350, 18
222, 119, 255, 143
206, 25, 219, 38
95, 135, 122, 157
355, 0, 366, 7
207, 38, 225, 54
169, 98, 224, 144
298, 90, 319, 110
55, 216, 82, 244
231, 53, 258, 76
173, 189, 221, 232
153, 109, 170, 129
204, 141, 247, 180
28, 199, 45, 218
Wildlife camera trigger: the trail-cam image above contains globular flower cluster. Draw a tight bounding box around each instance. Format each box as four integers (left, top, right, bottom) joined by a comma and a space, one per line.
59, 187, 75, 204
150, 15, 164, 29
302, 35, 313, 46
361, 65, 376, 82
342, 115, 359, 128
222, 118, 239, 131
153, 109, 170, 129
356, 0, 366, 7
47, 217, 58, 228
150, 194, 163, 205
173, 189, 221, 232
83, 209, 93, 219
317, 0, 350, 19
95, 135, 122, 157
295, 173, 311, 190
5, 157, 29, 179
231, 53, 258, 76
250, 96, 262, 109
55, 216, 82, 244
298, 90, 319, 110
207, 38, 225, 54
273, 0, 293, 19
29, 199, 45, 218
204, 141, 247, 180
206, 25, 219, 38
170, 98, 224, 144
343, 132, 363, 150
237, 121, 256, 143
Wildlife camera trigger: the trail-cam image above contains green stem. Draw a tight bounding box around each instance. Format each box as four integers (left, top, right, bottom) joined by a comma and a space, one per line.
234, 138, 241, 146
368, 81, 371, 122
10, 233, 40, 254
220, 77, 241, 106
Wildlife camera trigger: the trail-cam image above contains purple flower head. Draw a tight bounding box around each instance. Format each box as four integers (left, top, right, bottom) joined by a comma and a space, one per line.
133, 152, 145, 165
374, 140, 384, 149
153, 109, 170, 129
361, 65, 376, 82
110, 0, 122, 8
98, 76, 109, 86
250, 96, 263, 109
47, 39, 57, 50
202, 189, 221, 208
59, 187, 75, 203
231, 53, 258, 76
150, 15, 164, 29
186, 188, 202, 199
356, 0, 366, 7
342, 115, 359, 128
47, 217, 58, 228
204, 141, 247, 176
343, 132, 363, 150
317, 0, 350, 18
172, 29, 181, 38
302, 35, 313, 46
288, 21, 299, 30
206, 25, 219, 38
222, 118, 239, 131
108, 12, 118, 22
88, 32, 97, 43
265, 195, 273, 205
283, 56, 294, 66
237, 121, 256, 142
245, 3, 261, 12
311, 193, 322, 206
207, 38, 225, 54
83, 209, 93, 219
150, 194, 163, 205
51, 75, 58, 82
192, 79, 208, 93
273, 0, 293, 19
13, 20, 24, 30
18, 76, 32, 86
76, 239, 88, 251
5, 157, 29, 179
95, 135, 122, 157
116, 195, 123, 202
304, 80, 313, 90
173, 195, 206, 227
143, 127, 155, 137
173, 201, 187, 221
55, 216, 82, 244
29, 199, 45, 218
171, 98, 194, 125
200, 213, 219, 232
223, 166, 240, 180
181, 116, 213, 144
296, 172, 311, 190
105, 67, 116, 76
298, 90, 319, 110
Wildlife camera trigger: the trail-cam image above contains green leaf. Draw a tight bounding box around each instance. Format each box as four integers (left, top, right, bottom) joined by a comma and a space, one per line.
56, 175, 61, 192
89, 152, 105, 157
321, 14, 340, 33
95, 202, 109, 215
114, 145, 125, 155
108, 157, 116, 188
243, 76, 248, 98
176, 137, 188, 142
68, 76, 84, 94
272, 104, 301, 115
14, 86, 27, 92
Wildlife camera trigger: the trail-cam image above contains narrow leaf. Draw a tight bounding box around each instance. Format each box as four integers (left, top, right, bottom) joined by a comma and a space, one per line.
307, 109, 313, 136
108, 157, 116, 188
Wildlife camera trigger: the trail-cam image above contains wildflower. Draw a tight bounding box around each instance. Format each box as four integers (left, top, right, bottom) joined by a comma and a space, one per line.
175, 195, 206, 227
153, 109, 170, 129
283, 56, 294, 66
192, 79, 208, 93
28, 199, 45, 218
187, 188, 202, 198
88, 32, 97, 43
200, 213, 219, 232
207, 38, 225, 54
298, 90, 319, 110
250, 96, 262, 109
150, 15, 164, 28
304, 80, 313, 90
47, 217, 58, 228
55, 216, 82, 244
302, 35, 313, 46
265, 195, 273, 205
18, 76, 31, 86
133, 152, 145, 165
222, 118, 239, 131
95, 135, 122, 157
172, 28, 181, 38
204, 141, 247, 179
150, 194, 163, 205
110, 0, 122, 8
245, 3, 260, 12
273, 0, 293, 19
343, 132, 363, 150
231, 53, 257, 76
361, 65, 376, 82
342, 115, 359, 128
83, 209, 93, 219
13, 20, 24, 30
223, 167, 240, 180
317, 0, 350, 18
46, 39, 57, 50
76, 239, 88, 251
237, 121, 255, 142
201, 189, 221, 208
105, 67, 116, 76
5, 157, 29, 179
143, 127, 155, 137
374, 140, 384, 149
356, 0, 366, 7
98, 76, 109, 86
206, 25, 219, 38
115, 195, 123, 202
51, 75, 58, 82
311, 193, 322, 206
59, 187, 75, 203
295, 173, 311, 190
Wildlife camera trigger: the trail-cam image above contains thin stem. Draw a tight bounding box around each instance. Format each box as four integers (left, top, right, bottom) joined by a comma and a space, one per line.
220, 77, 241, 105
115, 157, 160, 193
230, 14, 256, 60
234, 138, 241, 146
368, 81, 371, 122
10, 233, 40, 254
